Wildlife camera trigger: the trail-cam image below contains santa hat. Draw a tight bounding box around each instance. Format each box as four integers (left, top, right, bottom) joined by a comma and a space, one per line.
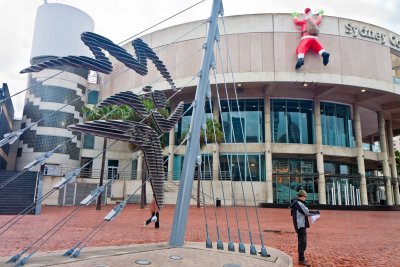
304, 8, 312, 18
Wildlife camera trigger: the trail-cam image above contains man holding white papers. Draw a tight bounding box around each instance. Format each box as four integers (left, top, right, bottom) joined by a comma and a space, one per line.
289, 190, 320, 267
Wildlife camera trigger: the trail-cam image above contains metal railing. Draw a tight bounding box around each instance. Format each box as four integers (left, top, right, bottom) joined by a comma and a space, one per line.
48, 167, 136, 180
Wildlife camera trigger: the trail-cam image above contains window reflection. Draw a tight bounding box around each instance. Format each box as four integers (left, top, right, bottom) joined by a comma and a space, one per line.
220, 99, 264, 143
320, 102, 354, 147
272, 158, 317, 204
173, 154, 213, 180
175, 103, 213, 145
271, 99, 314, 144
219, 154, 265, 182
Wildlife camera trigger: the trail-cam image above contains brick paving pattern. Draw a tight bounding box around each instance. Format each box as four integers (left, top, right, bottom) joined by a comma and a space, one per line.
0, 204, 399, 266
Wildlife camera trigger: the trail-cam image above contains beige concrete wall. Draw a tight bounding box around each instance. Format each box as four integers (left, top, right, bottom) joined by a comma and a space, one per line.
173, 143, 378, 162
41, 176, 267, 206
41, 177, 105, 205
81, 137, 135, 179
100, 14, 399, 100
42, 176, 62, 205
89, 13, 399, 206
114, 180, 267, 206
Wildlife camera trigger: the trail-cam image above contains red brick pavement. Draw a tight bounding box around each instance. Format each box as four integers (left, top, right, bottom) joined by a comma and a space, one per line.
0, 205, 399, 266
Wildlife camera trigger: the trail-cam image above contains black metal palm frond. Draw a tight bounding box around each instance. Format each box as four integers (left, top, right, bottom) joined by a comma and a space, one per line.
68, 120, 165, 207
20, 32, 176, 90
151, 101, 184, 133
97, 91, 148, 118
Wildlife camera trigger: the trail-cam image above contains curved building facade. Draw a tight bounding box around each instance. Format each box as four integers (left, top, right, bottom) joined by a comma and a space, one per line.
16, 3, 95, 172
98, 13, 400, 206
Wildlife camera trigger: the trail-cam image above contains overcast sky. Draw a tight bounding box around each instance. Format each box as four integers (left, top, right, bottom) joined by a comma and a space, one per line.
0, 0, 399, 119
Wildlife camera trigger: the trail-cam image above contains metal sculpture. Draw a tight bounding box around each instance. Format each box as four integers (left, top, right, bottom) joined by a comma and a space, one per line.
68, 90, 184, 208
20, 32, 176, 90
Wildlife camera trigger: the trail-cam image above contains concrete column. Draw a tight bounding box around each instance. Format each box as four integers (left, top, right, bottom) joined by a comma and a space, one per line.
167, 127, 175, 181
354, 103, 368, 205
212, 98, 220, 180
264, 95, 273, 203
314, 99, 326, 204
213, 145, 219, 180
213, 96, 219, 122
386, 119, 400, 205
137, 153, 144, 181
378, 112, 393, 205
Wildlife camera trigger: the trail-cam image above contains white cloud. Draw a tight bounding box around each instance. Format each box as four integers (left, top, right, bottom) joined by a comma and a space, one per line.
0, 0, 399, 119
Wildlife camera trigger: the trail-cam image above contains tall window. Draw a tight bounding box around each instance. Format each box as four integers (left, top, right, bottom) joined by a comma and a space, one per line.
80, 157, 93, 178
131, 159, 138, 180
173, 154, 213, 180
107, 160, 119, 179
175, 103, 213, 145
271, 99, 314, 144
320, 102, 354, 147
219, 154, 265, 181
87, 90, 99, 104
83, 134, 95, 149
220, 99, 264, 143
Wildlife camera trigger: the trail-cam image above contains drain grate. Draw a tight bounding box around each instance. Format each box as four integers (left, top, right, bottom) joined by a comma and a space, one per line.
169, 255, 182, 260
135, 259, 151, 265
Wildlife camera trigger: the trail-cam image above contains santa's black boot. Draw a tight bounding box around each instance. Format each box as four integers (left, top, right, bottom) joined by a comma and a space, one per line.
295, 58, 304, 69
322, 52, 330, 66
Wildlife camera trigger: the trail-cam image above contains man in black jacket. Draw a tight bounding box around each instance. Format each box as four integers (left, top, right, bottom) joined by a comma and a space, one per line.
290, 190, 319, 267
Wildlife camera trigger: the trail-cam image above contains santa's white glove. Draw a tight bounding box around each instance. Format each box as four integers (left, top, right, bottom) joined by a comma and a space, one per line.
292, 12, 299, 18
319, 9, 324, 16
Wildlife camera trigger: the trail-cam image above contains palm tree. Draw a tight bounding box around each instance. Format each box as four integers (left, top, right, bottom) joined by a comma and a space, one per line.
179, 118, 224, 147
82, 100, 170, 210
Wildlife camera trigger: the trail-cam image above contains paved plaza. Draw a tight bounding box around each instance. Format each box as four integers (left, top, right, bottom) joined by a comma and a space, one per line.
0, 205, 399, 266
0, 243, 291, 267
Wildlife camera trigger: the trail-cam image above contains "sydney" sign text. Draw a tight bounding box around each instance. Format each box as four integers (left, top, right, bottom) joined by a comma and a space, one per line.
344, 23, 400, 49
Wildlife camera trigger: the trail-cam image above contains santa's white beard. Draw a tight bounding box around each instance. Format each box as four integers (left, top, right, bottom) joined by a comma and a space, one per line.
305, 12, 312, 19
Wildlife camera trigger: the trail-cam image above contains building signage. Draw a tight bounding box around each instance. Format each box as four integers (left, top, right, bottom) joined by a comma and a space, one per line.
344, 23, 400, 49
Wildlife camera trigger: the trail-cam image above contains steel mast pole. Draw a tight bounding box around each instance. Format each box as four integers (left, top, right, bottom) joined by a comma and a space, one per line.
169, 0, 223, 247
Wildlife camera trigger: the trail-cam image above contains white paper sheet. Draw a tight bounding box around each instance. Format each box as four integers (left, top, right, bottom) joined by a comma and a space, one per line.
310, 214, 320, 224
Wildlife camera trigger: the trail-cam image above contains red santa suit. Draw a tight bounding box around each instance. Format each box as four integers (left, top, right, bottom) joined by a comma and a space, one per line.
293, 8, 330, 69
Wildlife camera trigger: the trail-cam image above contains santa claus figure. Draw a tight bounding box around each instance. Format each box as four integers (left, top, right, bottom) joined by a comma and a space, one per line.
292, 8, 330, 69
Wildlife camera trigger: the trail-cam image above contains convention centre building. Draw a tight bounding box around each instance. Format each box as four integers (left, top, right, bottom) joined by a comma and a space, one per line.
94, 13, 400, 206
14, 3, 400, 207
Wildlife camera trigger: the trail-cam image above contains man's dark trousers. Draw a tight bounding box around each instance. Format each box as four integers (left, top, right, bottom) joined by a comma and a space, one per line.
145, 212, 160, 228
297, 227, 307, 261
